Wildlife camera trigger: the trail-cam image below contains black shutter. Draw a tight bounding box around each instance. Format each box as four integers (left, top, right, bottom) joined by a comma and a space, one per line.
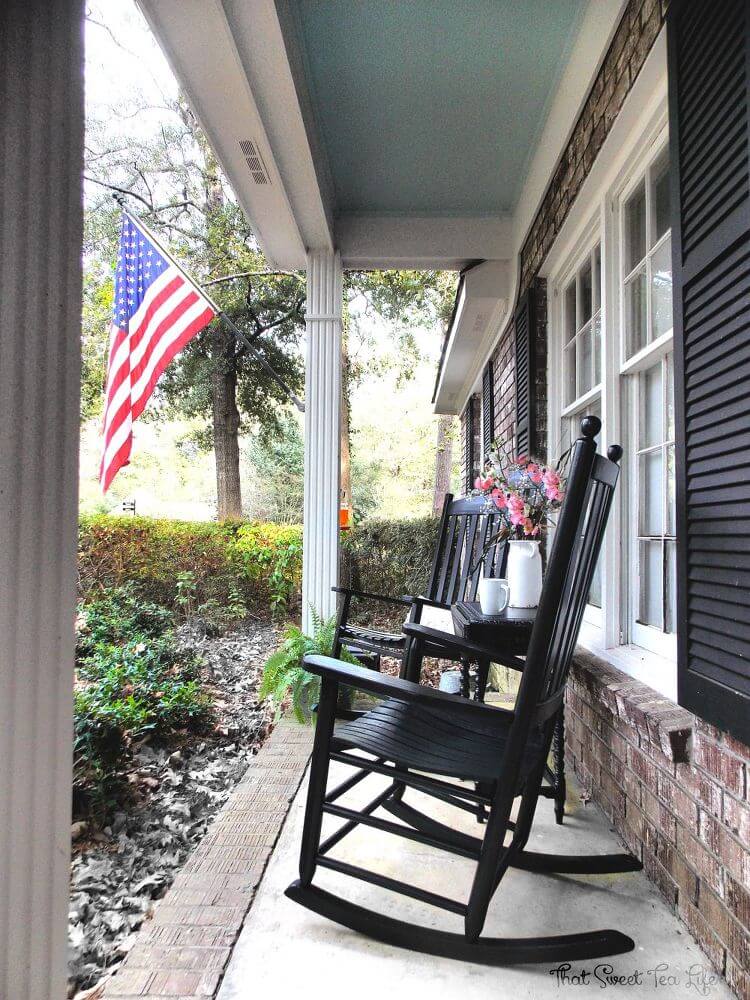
669, 0, 750, 743
464, 399, 474, 495
482, 359, 495, 457
514, 286, 537, 458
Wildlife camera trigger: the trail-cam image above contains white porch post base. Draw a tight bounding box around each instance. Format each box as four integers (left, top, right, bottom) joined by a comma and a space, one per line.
0, 3, 84, 997
302, 250, 343, 633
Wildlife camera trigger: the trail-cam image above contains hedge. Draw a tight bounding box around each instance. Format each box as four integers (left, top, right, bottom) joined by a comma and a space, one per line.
78, 514, 438, 620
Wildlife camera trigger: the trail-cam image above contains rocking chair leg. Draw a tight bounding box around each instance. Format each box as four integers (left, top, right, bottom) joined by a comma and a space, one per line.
553, 710, 566, 824
299, 678, 337, 887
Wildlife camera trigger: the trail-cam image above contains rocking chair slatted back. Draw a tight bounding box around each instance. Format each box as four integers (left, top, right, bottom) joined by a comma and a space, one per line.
428, 495, 506, 607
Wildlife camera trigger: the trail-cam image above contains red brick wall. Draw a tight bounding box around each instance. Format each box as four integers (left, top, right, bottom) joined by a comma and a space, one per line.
519, 0, 669, 290
567, 654, 750, 999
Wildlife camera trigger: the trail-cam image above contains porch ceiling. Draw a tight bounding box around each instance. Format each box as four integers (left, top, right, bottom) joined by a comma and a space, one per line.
137, 0, 587, 270
289, 0, 586, 217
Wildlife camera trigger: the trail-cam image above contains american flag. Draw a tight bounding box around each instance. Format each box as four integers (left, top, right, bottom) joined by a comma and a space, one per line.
100, 213, 216, 491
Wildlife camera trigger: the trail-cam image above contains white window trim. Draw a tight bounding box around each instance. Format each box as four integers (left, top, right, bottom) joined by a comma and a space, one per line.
545, 97, 677, 701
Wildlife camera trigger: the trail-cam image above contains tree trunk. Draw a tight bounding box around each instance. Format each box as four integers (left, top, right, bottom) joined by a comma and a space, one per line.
432, 414, 453, 515
212, 329, 242, 519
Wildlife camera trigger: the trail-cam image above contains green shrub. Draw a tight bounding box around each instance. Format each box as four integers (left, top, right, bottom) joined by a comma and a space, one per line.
341, 515, 439, 599
233, 522, 302, 613
78, 514, 303, 617
74, 586, 212, 818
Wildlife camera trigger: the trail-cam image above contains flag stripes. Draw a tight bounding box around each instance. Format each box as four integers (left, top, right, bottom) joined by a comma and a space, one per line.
100, 213, 216, 491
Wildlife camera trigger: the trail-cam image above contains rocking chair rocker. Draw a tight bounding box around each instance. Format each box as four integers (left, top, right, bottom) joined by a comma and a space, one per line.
286, 417, 640, 964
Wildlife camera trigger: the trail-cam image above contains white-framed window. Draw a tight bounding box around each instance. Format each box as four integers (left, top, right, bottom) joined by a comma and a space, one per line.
546, 111, 677, 698
618, 143, 676, 660
563, 244, 602, 409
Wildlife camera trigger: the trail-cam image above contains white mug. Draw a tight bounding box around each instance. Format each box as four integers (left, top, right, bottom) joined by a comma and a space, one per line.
478, 577, 510, 615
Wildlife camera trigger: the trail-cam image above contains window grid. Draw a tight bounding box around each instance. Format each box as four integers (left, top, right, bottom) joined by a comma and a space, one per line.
632, 353, 676, 641
563, 244, 602, 409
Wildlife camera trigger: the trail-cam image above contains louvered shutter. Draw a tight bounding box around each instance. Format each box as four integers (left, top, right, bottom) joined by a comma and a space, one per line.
464, 399, 474, 495
514, 287, 537, 458
669, 0, 750, 743
482, 359, 494, 457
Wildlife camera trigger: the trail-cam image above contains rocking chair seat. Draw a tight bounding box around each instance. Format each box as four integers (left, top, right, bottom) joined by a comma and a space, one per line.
333, 697, 545, 784
340, 624, 407, 655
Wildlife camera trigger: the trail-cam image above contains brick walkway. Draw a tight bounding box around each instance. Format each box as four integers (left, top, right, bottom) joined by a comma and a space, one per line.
103, 719, 312, 999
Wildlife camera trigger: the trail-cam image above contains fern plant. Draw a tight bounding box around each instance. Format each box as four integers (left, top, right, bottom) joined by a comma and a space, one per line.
260, 608, 360, 723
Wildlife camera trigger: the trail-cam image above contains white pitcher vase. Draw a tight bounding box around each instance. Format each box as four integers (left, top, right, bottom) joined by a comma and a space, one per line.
507, 539, 543, 608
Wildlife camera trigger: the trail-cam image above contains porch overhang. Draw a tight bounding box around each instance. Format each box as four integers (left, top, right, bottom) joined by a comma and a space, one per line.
135, 0, 610, 273
432, 260, 510, 414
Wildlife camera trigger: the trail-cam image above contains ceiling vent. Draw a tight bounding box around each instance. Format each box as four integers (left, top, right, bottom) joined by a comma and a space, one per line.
238, 139, 270, 185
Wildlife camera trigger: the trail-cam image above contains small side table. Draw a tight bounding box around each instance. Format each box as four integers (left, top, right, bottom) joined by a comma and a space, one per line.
450, 601, 566, 824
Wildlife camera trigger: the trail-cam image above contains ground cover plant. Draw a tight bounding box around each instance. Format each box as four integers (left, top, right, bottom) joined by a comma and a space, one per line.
74, 585, 213, 819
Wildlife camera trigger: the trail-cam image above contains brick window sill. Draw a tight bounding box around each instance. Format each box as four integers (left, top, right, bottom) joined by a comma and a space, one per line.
570, 648, 694, 764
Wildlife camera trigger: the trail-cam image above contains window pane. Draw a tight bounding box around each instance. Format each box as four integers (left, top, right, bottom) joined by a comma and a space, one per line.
665, 540, 676, 633
652, 149, 671, 243
593, 313, 602, 387
588, 557, 602, 608
640, 363, 663, 448
667, 444, 676, 536
651, 235, 673, 339
625, 266, 647, 357
624, 180, 647, 273
666, 353, 675, 440
581, 258, 593, 325
640, 450, 663, 535
593, 245, 601, 312
639, 539, 662, 627
564, 342, 576, 406
578, 322, 593, 396
565, 281, 577, 342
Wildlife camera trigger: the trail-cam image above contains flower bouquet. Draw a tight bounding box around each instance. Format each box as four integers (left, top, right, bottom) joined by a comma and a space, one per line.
472, 446, 568, 608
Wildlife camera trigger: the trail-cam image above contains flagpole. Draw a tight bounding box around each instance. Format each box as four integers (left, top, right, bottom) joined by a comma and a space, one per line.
112, 195, 305, 412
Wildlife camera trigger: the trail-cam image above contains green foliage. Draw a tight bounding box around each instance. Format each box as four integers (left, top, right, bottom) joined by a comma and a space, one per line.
342, 515, 440, 601
233, 522, 303, 614
74, 586, 212, 818
244, 414, 380, 525
78, 514, 302, 617
259, 610, 360, 723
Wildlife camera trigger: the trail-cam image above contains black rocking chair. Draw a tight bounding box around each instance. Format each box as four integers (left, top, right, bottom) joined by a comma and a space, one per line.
286, 417, 641, 964
331, 492, 508, 672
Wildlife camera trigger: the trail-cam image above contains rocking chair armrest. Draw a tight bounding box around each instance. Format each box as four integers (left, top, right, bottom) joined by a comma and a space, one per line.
402, 622, 525, 672
408, 595, 451, 617
331, 585, 414, 607
303, 654, 509, 723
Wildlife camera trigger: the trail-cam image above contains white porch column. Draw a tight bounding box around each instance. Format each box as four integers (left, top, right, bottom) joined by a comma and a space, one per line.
0, 3, 84, 997
302, 250, 343, 633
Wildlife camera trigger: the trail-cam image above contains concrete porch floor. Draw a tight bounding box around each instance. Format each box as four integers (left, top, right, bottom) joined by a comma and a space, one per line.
218, 761, 732, 1000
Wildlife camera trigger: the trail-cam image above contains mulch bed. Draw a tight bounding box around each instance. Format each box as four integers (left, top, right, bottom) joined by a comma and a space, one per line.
68, 618, 278, 998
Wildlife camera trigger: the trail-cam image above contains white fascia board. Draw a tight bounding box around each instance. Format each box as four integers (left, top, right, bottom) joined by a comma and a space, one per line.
433, 260, 510, 415
336, 214, 511, 270
137, 0, 308, 268
223, 0, 333, 253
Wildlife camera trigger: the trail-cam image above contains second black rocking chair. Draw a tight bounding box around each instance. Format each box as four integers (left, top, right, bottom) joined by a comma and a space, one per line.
286, 417, 641, 964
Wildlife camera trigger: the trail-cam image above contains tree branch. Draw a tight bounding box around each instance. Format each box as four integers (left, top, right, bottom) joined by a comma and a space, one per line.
202, 269, 305, 288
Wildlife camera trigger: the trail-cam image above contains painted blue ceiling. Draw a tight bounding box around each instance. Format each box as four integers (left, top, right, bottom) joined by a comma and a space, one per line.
292, 0, 586, 216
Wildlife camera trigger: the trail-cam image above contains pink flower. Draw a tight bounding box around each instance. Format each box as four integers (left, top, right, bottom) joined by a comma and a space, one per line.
491, 488, 507, 510
508, 494, 526, 526
522, 517, 535, 536
542, 468, 563, 502
474, 474, 493, 491
514, 454, 528, 466
527, 462, 543, 484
